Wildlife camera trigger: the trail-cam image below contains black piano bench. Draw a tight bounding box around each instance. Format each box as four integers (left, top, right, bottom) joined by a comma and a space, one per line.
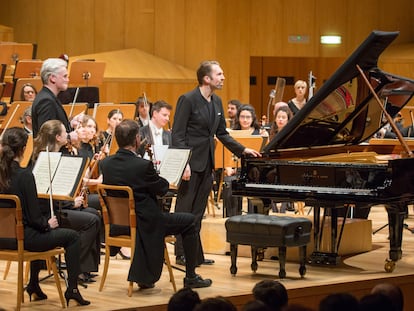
225, 214, 312, 278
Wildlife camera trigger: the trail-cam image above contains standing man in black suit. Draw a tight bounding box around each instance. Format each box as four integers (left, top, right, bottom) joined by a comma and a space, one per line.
31, 58, 82, 145
100, 119, 212, 289
172, 60, 261, 266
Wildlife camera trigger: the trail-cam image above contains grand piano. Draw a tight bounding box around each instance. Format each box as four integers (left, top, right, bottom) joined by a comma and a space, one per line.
233, 31, 414, 272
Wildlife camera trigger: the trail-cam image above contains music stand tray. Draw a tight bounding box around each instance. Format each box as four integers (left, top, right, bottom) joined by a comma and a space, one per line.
69, 61, 106, 87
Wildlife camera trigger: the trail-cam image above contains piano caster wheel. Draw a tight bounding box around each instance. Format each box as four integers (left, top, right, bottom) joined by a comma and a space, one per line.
230, 266, 237, 275
384, 259, 396, 273
279, 270, 286, 279
299, 266, 306, 277
251, 262, 258, 272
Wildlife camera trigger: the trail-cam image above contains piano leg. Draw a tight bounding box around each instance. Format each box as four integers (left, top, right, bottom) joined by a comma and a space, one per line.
230, 243, 238, 275
385, 203, 405, 272
309, 205, 341, 265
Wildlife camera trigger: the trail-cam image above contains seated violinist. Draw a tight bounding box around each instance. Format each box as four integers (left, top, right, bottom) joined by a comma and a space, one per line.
101, 109, 124, 154
32, 119, 101, 284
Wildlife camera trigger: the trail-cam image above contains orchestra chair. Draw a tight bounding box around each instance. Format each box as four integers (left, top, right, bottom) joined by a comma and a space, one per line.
11, 77, 42, 102
92, 103, 136, 133
62, 102, 88, 120
97, 184, 176, 296
0, 194, 66, 310
0, 101, 32, 133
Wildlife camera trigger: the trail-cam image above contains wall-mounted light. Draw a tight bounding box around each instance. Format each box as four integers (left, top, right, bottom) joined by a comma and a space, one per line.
320, 35, 342, 44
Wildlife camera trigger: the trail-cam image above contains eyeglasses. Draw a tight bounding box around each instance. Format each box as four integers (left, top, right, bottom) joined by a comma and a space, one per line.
239, 115, 252, 119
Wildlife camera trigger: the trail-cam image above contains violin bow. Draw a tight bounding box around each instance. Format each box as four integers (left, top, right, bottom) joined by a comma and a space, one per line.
0, 103, 20, 140
46, 146, 55, 218
68, 87, 80, 119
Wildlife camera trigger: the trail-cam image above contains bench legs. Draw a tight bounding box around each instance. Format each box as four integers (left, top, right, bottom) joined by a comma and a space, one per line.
229, 243, 307, 278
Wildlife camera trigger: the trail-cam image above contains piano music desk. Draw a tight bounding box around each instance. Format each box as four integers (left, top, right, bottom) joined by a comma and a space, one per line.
201, 213, 372, 263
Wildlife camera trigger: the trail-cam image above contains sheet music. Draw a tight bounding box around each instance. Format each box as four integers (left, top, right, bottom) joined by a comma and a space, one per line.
32, 152, 62, 194
159, 148, 191, 188
51, 157, 84, 196
32, 152, 85, 197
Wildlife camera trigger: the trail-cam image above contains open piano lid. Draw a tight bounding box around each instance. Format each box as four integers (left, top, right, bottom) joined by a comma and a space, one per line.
264, 31, 414, 153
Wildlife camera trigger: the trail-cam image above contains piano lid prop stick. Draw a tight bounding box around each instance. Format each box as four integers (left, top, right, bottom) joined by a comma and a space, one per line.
356, 64, 413, 158
46, 146, 55, 218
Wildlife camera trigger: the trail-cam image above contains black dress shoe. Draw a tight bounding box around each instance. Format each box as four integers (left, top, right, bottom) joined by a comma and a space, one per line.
78, 273, 96, 283
138, 282, 155, 289
176, 255, 186, 266
201, 258, 215, 265
184, 275, 212, 288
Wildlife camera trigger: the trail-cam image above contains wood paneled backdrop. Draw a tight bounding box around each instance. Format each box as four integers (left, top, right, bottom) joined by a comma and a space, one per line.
1, 0, 413, 118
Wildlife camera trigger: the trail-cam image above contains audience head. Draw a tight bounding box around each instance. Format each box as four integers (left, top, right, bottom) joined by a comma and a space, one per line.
318, 292, 359, 311
150, 100, 172, 128
252, 279, 288, 311
115, 119, 140, 149
359, 293, 394, 311
32, 120, 66, 161
234, 104, 260, 131
194, 296, 237, 311
242, 300, 272, 311
196, 60, 222, 86
227, 99, 242, 120
40, 58, 69, 94
20, 83, 38, 101
0, 127, 28, 191
167, 287, 201, 311
371, 282, 403, 311
107, 109, 124, 132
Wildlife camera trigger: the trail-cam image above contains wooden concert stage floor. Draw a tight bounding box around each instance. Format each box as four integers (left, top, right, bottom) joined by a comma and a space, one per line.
1, 206, 414, 310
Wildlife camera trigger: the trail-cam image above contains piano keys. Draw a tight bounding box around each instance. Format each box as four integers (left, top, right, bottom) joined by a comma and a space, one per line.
233, 31, 414, 271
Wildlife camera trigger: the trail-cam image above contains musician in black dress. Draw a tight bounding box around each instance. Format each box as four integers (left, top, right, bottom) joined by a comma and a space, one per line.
0, 127, 90, 306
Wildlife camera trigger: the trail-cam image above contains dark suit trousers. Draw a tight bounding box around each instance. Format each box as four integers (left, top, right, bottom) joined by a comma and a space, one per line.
24, 226, 81, 289
174, 167, 213, 265
60, 208, 101, 273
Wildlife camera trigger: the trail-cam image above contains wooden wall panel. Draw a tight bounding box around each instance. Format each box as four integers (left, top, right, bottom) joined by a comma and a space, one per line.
124, 0, 155, 53
280, 0, 317, 57
316, 0, 347, 58
182, 0, 217, 69
217, 0, 251, 104
65, 0, 96, 56
5, 0, 37, 45
249, 0, 284, 57
154, 0, 186, 64
35, 0, 66, 58
93, 0, 125, 53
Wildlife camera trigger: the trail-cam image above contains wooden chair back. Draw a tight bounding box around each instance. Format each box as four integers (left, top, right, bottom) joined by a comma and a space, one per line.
11, 78, 42, 102
62, 103, 88, 119
0, 101, 32, 133
0, 194, 65, 310
92, 103, 136, 133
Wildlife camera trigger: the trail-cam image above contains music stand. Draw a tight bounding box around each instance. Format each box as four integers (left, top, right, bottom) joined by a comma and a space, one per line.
69, 61, 106, 87
0, 43, 34, 66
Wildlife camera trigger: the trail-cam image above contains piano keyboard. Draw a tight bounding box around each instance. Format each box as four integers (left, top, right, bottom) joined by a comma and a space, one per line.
245, 183, 376, 196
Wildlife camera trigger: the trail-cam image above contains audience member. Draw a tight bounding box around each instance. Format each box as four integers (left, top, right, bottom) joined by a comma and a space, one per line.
20, 83, 38, 102
194, 297, 237, 311
167, 287, 201, 311
371, 282, 403, 311
318, 292, 359, 311
252, 279, 288, 311
242, 300, 272, 311
359, 293, 394, 311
